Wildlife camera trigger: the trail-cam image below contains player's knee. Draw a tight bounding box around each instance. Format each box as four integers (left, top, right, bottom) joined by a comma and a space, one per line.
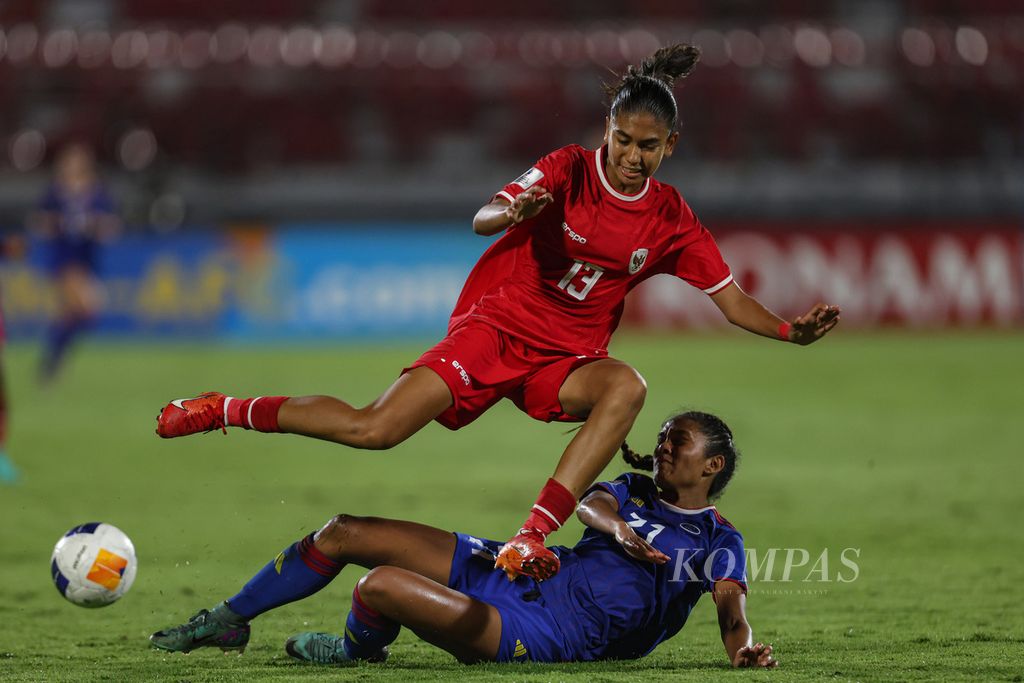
358, 425, 403, 450
347, 411, 403, 450
315, 513, 363, 556
357, 567, 401, 608
608, 367, 647, 413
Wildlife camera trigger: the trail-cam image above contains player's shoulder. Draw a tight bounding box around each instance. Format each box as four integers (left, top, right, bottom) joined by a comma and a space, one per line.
539, 143, 589, 167
708, 507, 743, 541
610, 471, 659, 497
649, 178, 699, 219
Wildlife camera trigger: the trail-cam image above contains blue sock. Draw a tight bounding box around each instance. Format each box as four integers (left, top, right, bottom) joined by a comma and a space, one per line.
343, 584, 400, 659
226, 534, 341, 620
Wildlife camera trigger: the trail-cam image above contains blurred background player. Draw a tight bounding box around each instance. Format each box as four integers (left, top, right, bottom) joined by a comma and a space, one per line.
29, 143, 120, 384
151, 410, 776, 669
155, 44, 839, 582
0, 234, 13, 483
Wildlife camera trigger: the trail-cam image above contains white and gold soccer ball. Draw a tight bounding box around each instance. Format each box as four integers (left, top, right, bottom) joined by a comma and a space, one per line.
51, 523, 137, 607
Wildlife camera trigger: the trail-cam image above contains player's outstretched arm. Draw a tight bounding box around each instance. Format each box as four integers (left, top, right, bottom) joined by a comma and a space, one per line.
472, 186, 553, 236
576, 490, 670, 564
714, 582, 778, 668
710, 282, 840, 345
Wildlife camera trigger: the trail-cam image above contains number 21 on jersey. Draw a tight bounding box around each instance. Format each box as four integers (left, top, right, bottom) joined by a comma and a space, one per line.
558, 259, 604, 300
626, 512, 665, 544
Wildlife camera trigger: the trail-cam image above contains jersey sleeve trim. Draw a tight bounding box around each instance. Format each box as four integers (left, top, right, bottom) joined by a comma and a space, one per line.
495, 190, 516, 204
702, 274, 734, 295
595, 482, 622, 508
711, 577, 748, 594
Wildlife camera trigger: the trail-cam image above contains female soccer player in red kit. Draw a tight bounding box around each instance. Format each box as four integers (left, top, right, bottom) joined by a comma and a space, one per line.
157, 44, 840, 581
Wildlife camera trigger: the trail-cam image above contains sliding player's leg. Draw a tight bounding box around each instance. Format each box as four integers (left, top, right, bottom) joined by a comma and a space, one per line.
155, 366, 452, 449
286, 567, 502, 665
149, 514, 459, 653
40, 266, 100, 383
496, 358, 646, 580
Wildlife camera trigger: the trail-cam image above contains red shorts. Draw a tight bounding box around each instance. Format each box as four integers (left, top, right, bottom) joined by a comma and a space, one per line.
405, 319, 605, 430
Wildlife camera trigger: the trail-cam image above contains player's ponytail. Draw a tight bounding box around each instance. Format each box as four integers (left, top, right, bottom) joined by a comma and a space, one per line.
621, 442, 654, 471
604, 43, 701, 131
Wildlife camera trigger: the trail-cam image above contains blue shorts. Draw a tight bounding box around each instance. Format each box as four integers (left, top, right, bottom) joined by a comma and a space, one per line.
447, 533, 603, 663
47, 239, 98, 275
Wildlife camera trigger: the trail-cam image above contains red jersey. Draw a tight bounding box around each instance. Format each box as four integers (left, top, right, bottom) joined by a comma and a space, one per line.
450, 144, 732, 356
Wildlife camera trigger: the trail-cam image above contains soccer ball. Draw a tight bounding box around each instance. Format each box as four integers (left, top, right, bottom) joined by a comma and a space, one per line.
51, 523, 137, 607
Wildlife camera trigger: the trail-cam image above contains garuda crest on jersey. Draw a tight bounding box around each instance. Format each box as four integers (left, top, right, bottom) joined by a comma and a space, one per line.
628, 248, 649, 274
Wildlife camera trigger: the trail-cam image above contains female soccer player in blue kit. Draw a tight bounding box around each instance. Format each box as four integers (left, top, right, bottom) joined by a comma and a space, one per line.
151, 410, 776, 669
31, 143, 119, 382
157, 43, 838, 582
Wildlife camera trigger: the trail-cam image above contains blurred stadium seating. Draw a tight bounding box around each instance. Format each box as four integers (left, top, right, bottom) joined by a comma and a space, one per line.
0, 0, 1020, 222
0, 1, 1021, 339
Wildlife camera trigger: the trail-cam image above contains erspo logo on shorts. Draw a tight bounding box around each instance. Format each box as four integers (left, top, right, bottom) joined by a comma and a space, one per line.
451, 360, 471, 386
513, 167, 544, 190
86, 548, 129, 590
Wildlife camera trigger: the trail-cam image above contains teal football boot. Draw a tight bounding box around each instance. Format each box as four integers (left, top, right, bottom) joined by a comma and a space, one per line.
285, 631, 389, 665
150, 604, 250, 654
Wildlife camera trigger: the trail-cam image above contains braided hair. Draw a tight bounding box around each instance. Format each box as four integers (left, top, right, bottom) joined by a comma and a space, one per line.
622, 410, 740, 501
604, 43, 701, 132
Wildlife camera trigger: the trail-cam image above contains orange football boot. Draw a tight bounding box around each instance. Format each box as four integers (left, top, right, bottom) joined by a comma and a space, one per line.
494, 529, 560, 582
156, 392, 228, 438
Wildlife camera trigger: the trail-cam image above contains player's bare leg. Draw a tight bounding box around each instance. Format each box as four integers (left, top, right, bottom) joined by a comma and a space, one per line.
151, 514, 462, 655
277, 367, 452, 449
551, 358, 648, 495
41, 266, 101, 383
495, 359, 646, 581
311, 514, 458, 583
287, 566, 501, 665
279, 516, 490, 663
156, 366, 452, 445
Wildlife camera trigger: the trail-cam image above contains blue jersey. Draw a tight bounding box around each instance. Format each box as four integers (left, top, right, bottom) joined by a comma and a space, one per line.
544, 472, 747, 660
449, 472, 746, 662
38, 182, 116, 272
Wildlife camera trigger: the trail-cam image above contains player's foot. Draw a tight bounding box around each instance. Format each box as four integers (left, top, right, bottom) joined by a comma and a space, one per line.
0, 450, 19, 484
149, 605, 250, 654
494, 529, 560, 582
156, 392, 227, 438
284, 632, 389, 665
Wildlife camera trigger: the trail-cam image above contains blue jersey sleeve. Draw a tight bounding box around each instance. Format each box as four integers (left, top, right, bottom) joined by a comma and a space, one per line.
704, 527, 747, 594
584, 472, 654, 510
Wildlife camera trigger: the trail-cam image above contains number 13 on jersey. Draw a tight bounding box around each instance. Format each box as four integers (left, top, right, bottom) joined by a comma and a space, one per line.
557, 259, 604, 300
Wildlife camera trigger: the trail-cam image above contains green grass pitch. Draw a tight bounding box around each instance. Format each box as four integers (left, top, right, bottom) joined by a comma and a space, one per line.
1, 331, 1022, 682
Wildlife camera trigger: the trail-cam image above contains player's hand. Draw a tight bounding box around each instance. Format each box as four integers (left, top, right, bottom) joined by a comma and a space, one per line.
505, 186, 553, 224
733, 642, 778, 668
788, 303, 840, 345
613, 522, 670, 564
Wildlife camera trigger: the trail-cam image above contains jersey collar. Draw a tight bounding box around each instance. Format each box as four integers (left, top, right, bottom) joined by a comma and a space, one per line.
659, 499, 717, 515
595, 146, 651, 202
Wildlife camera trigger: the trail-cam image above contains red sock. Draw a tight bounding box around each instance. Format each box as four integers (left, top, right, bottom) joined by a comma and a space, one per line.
224, 396, 289, 432
520, 478, 578, 538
